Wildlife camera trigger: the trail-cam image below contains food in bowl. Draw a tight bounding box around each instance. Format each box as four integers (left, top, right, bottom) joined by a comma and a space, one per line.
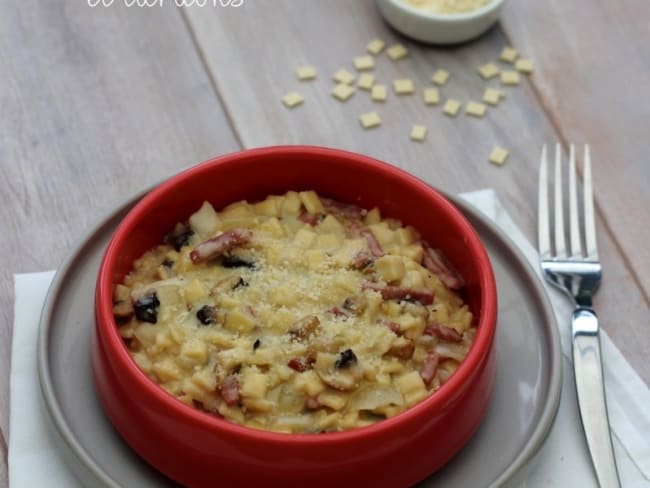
94, 146, 497, 487
375, 0, 505, 45
402, 0, 493, 15
113, 190, 475, 433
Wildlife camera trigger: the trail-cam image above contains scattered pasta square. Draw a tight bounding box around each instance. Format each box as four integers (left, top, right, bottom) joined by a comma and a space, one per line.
360, 111, 382, 129
333, 69, 356, 85
371, 84, 387, 102
477, 62, 499, 79
410, 125, 427, 141
500, 70, 520, 85
515, 58, 534, 74
354, 55, 375, 71
499, 46, 519, 63
466, 101, 487, 117
489, 146, 509, 165
386, 43, 408, 60
431, 69, 450, 86
482, 88, 502, 105
332, 83, 355, 101
367, 38, 386, 55
442, 99, 461, 116
423, 87, 440, 105
282, 92, 304, 108
296, 66, 317, 81
357, 73, 375, 91
393, 79, 415, 95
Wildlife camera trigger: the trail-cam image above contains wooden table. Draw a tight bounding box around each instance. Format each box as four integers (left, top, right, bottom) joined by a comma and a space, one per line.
1, 0, 648, 484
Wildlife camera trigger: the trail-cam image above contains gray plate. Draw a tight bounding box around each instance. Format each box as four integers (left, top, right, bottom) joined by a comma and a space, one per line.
38, 192, 562, 488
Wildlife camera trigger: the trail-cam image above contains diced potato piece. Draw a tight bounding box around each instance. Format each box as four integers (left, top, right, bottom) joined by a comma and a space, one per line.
367, 223, 394, 246
220, 200, 252, 220
191, 367, 217, 391
318, 214, 345, 234
154, 329, 175, 349
398, 244, 424, 263
397, 314, 426, 340
282, 191, 302, 216
152, 358, 183, 382
293, 228, 317, 248
375, 255, 406, 283
394, 227, 418, 245
253, 197, 281, 217
242, 397, 275, 413
224, 308, 256, 333
180, 340, 208, 365
381, 359, 406, 375
189, 201, 220, 238
395, 371, 428, 407
299, 190, 324, 214
294, 370, 326, 397
318, 412, 342, 431
318, 391, 347, 411
316, 233, 341, 251
133, 323, 157, 347
132, 352, 152, 373
334, 274, 359, 294
258, 217, 284, 237
183, 279, 205, 306
364, 207, 381, 225
402, 269, 426, 289
240, 371, 268, 398
306, 249, 328, 269
114, 283, 131, 302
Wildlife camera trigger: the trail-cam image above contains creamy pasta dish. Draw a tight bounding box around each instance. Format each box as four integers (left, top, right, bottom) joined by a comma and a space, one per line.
113, 191, 476, 433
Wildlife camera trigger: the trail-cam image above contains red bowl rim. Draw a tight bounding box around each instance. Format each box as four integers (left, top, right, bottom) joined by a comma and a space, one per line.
95, 145, 497, 445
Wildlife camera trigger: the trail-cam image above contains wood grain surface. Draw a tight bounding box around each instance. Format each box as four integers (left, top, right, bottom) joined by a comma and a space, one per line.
0, 1, 240, 483
1, 0, 648, 485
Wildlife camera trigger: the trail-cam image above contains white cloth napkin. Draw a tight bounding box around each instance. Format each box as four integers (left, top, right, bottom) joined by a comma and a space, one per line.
9, 190, 650, 487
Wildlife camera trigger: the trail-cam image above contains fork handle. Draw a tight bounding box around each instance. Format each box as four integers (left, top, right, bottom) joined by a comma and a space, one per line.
572, 308, 621, 488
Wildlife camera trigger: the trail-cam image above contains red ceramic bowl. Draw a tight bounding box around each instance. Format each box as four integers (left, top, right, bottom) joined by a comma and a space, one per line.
93, 146, 497, 488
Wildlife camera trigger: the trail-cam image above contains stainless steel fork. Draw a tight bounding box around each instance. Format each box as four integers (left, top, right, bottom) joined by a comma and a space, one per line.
538, 144, 621, 487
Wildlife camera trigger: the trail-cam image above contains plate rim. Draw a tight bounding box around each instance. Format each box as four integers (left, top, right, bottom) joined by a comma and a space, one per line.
37, 187, 562, 487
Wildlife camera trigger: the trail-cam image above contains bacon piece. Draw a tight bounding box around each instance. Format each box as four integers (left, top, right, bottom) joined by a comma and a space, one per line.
382, 320, 401, 334
351, 250, 373, 270
305, 396, 320, 410
421, 353, 440, 386
322, 197, 365, 221
220, 375, 240, 406
362, 281, 434, 305
346, 220, 362, 238
328, 306, 349, 319
287, 357, 314, 372
190, 228, 252, 264
424, 322, 462, 342
299, 211, 321, 226
361, 229, 384, 257
421, 245, 465, 290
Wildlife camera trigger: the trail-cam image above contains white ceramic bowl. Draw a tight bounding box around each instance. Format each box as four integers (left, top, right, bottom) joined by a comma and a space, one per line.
375, 0, 505, 45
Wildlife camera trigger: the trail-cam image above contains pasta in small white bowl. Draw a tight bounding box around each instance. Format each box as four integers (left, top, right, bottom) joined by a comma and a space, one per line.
375, 0, 505, 44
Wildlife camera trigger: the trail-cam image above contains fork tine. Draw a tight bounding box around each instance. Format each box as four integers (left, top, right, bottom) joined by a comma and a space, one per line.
583, 144, 599, 259
554, 143, 567, 258
568, 144, 583, 257
538, 144, 551, 259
